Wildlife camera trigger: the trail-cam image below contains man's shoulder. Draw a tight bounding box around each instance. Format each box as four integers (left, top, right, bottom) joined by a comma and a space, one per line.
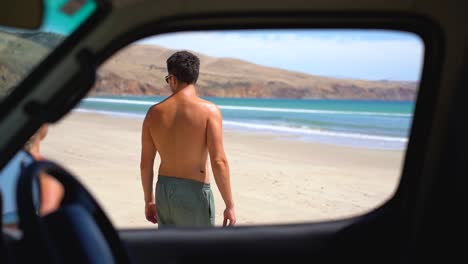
144, 103, 164, 120
151, 94, 175, 110
147, 103, 161, 113
198, 98, 220, 115
150, 97, 174, 112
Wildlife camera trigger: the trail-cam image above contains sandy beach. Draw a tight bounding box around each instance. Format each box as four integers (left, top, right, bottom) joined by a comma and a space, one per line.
41, 111, 404, 228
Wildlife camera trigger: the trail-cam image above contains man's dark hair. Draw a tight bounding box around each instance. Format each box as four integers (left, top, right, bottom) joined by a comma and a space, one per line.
166, 51, 200, 84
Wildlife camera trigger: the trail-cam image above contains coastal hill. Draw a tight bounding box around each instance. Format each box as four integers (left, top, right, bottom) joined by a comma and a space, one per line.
96, 44, 418, 100
0, 31, 49, 97
0, 31, 418, 100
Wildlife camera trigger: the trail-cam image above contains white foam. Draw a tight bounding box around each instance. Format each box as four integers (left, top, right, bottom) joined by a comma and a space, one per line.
73, 109, 145, 119
83, 98, 157, 106
83, 98, 411, 117
223, 120, 407, 143
219, 105, 409, 117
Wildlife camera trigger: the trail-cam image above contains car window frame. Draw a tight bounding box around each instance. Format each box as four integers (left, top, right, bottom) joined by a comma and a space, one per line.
0, 9, 444, 230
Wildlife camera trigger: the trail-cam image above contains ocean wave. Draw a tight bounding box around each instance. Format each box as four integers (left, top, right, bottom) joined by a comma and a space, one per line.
83, 98, 411, 117
74, 109, 145, 119
223, 120, 408, 142
75, 108, 407, 143
84, 98, 157, 106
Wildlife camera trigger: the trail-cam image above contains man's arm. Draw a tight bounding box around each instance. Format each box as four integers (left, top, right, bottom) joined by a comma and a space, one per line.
207, 105, 236, 226
140, 110, 157, 223
39, 173, 64, 216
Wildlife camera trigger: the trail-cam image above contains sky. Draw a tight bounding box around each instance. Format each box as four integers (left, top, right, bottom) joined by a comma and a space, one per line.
139, 30, 424, 81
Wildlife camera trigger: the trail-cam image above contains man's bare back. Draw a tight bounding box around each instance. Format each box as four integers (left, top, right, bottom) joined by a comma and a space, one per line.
140, 51, 235, 226
146, 92, 216, 183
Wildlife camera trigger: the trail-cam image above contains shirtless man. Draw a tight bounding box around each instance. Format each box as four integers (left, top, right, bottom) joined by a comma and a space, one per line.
140, 51, 236, 227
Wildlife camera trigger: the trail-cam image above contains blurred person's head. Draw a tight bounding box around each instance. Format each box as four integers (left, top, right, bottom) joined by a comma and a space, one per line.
166, 51, 200, 92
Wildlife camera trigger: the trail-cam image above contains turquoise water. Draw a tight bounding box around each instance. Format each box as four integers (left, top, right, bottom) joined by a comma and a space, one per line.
77, 96, 415, 150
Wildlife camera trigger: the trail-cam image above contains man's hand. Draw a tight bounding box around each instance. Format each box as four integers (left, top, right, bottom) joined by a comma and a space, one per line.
145, 202, 158, 224
223, 207, 236, 227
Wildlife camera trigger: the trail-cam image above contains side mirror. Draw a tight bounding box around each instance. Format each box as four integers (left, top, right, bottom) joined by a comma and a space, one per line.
0, 0, 43, 29
0, 150, 40, 227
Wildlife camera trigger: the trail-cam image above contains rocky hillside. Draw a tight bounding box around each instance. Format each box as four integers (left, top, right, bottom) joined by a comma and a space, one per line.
96, 44, 418, 100
16, 31, 64, 49
0, 30, 51, 97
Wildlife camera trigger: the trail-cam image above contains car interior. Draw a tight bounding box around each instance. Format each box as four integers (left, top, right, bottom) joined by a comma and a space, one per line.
0, 0, 466, 263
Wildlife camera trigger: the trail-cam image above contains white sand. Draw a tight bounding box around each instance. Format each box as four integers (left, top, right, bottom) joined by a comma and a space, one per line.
41, 111, 404, 228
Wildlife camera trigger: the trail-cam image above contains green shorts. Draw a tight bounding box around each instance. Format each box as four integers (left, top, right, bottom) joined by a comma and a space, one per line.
156, 175, 215, 227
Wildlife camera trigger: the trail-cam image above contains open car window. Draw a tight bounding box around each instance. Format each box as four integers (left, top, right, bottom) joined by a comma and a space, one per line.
41, 29, 424, 228
0, 0, 97, 99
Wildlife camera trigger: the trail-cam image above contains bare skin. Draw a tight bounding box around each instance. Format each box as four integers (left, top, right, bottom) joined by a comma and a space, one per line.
3, 125, 63, 229
26, 124, 64, 216
140, 75, 236, 226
